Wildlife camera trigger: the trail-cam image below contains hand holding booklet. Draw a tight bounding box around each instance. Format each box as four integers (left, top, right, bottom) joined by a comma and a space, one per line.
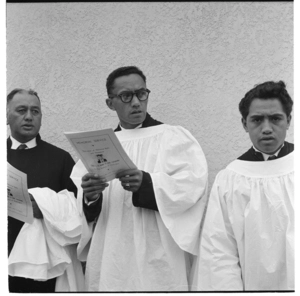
64, 128, 136, 182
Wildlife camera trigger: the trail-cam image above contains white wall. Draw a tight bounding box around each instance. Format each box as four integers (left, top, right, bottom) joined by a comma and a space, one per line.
6, 2, 293, 190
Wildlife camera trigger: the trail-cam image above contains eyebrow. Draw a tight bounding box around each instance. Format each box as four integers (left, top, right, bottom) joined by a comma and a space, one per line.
119, 88, 146, 93
249, 113, 284, 118
16, 105, 41, 109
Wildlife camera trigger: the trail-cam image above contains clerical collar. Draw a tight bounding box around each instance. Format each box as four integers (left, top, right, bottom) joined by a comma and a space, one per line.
119, 123, 142, 130
252, 143, 284, 161
10, 136, 37, 150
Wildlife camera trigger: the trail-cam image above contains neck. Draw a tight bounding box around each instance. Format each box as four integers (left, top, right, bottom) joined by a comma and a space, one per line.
253, 142, 285, 156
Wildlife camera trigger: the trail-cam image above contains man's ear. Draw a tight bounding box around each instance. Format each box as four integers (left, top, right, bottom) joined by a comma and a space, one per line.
6, 107, 10, 125
242, 118, 248, 133
287, 115, 291, 129
106, 99, 115, 111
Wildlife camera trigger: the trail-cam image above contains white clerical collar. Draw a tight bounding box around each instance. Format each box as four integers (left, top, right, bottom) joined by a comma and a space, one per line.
253, 143, 284, 161
10, 136, 37, 150
119, 123, 142, 130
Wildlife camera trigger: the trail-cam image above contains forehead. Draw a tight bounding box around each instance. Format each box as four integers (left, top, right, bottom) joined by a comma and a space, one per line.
9, 92, 41, 108
248, 98, 285, 115
112, 74, 146, 93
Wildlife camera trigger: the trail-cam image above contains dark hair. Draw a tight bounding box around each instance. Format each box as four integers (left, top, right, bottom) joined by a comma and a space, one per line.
7, 88, 40, 104
239, 81, 293, 119
106, 66, 146, 95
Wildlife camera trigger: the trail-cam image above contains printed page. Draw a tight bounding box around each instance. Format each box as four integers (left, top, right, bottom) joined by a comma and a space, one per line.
7, 163, 34, 224
65, 128, 137, 181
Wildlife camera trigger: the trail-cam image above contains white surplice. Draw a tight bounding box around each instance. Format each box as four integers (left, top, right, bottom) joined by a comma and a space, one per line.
190, 152, 294, 291
71, 124, 208, 291
8, 188, 85, 292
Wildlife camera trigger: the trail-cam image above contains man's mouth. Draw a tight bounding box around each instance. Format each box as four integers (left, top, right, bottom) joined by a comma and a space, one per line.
131, 110, 142, 114
22, 124, 33, 129
261, 137, 274, 141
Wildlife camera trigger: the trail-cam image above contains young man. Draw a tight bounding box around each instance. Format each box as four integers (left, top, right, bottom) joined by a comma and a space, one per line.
7, 89, 78, 292
190, 81, 294, 291
71, 66, 208, 291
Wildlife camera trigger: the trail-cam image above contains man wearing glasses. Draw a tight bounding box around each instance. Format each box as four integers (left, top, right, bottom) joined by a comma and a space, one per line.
71, 66, 208, 291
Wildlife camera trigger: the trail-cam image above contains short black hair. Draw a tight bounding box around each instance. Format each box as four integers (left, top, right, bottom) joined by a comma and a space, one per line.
239, 81, 293, 119
106, 66, 146, 96
7, 88, 40, 104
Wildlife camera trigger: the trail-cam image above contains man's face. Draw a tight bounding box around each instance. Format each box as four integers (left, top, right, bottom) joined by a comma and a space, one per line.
106, 74, 148, 129
7, 92, 42, 143
242, 98, 291, 155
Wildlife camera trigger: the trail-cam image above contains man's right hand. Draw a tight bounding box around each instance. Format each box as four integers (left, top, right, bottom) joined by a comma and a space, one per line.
81, 173, 109, 202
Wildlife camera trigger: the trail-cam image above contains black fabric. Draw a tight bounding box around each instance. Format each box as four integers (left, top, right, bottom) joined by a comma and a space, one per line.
9, 276, 57, 293
17, 143, 27, 150
132, 171, 158, 211
238, 141, 294, 161
83, 193, 103, 222
7, 134, 77, 292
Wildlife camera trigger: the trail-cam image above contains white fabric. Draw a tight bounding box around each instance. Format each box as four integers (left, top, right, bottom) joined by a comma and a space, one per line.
8, 188, 85, 292
71, 124, 208, 291
10, 135, 37, 149
190, 152, 294, 291
119, 122, 142, 130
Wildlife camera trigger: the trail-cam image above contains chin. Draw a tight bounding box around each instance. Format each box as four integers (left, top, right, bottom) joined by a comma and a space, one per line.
259, 145, 279, 155
133, 115, 145, 123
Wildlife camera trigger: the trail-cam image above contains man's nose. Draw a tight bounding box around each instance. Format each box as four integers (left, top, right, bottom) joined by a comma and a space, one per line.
24, 110, 33, 120
131, 94, 140, 106
262, 119, 272, 133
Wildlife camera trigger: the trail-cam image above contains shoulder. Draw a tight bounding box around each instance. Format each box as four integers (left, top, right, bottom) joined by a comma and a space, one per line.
163, 124, 196, 140
159, 125, 200, 147
161, 125, 205, 155
237, 147, 254, 161
284, 141, 294, 150
210, 166, 234, 194
38, 138, 73, 159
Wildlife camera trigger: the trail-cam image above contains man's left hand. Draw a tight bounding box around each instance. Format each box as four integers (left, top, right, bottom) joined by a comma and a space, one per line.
29, 193, 43, 219
116, 169, 143, 193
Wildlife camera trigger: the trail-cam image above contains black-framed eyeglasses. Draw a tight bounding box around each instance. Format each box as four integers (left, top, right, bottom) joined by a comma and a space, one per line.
108, 89, 151, 103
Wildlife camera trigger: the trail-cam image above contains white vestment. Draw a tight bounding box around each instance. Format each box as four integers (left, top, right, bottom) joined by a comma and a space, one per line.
190, 152, 294, 291
71, 124, 208, 291
8, 188, 85, 292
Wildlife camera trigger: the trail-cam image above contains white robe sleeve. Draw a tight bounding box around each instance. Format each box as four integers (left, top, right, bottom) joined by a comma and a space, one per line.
150, 126, 208, 255
29, 188, 82, 246
8, 187, 85, 291
191, 170, 243, 291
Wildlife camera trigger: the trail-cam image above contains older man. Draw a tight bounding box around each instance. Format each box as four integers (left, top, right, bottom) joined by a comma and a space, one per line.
7, 89, 78, 292
71, 66, 208, 291
191, 81, 294, 291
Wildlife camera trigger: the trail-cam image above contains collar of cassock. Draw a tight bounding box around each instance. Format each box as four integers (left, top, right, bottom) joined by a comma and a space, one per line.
252, 143, 284, 161
10, 135, 37, 150
118, 123, 142, 130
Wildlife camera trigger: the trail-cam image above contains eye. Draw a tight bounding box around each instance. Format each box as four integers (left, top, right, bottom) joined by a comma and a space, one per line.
17, 109, 26, 114
119, 92, 132, 101
137, 90, 146, 96
271, 117, 280, 122
252, 118, 262, 123
32, 109, 40, 115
